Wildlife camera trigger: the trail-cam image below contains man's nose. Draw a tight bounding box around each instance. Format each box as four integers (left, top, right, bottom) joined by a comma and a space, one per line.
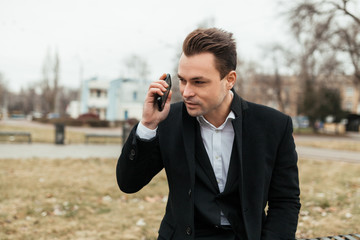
182, 83, 195, 98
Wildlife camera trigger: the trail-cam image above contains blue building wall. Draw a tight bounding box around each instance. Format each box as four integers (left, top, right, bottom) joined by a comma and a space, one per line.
80, 78, 92, 114
107, 78, 123, 121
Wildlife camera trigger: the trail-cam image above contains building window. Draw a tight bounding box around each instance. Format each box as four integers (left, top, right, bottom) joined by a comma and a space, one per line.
97, 90, 101, 98
345, 101, 353, 111
124, 110, 128, 120
90, 90, 96, 97
133, 91, 137, 101
345, 87, 354, 97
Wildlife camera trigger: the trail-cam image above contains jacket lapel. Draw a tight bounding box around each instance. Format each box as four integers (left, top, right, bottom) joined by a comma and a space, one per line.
231, 91, 250, 238
181, 103, 196, 187
194, 122, 221, 192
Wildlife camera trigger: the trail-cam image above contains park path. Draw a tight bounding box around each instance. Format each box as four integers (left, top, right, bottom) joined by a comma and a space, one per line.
1, 119, 359, 161
0, 142, 358, 163
294, 133, 360, 163
0, 143, 121, 159
296, 146, 359, 163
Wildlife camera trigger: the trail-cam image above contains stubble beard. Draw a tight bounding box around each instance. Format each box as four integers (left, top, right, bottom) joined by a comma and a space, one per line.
183, 98, 204, 117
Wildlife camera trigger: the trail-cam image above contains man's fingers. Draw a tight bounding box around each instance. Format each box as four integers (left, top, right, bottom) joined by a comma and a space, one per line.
159, 73, 167, 80
144, 73, 171, 104
149, 81, 168, 92
148, 87, 164, 97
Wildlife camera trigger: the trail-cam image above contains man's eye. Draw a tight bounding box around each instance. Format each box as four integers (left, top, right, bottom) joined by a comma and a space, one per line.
195, 81, 205, 84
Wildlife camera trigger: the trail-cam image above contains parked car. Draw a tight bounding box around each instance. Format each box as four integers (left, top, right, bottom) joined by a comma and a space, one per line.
47, 113, 60, 119
292, 116, 310, 129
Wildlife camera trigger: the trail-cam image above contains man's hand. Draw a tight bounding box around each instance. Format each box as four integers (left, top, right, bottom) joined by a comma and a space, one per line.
141, 73, 172, 130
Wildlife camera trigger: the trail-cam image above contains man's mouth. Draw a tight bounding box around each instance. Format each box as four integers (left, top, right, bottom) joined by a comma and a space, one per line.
184, 101, 198, 107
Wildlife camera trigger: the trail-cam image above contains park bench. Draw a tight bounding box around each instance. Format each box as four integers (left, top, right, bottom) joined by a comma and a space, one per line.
299, 233, 360, 240
85, 133, 121, 144
0, 131, 32, 143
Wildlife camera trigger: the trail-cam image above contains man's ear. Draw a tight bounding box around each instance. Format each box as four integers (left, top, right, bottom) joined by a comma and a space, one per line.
226, 71, 236, 90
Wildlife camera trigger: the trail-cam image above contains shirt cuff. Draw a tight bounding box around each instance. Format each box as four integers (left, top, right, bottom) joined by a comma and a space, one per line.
136, 121, 157, 140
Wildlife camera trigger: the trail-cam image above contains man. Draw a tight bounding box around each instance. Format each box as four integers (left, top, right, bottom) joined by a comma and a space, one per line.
117, 28, 301, 240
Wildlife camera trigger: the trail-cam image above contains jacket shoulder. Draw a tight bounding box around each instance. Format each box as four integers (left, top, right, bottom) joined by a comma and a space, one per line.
244, 101, 292, 132
246, 101, 289, 120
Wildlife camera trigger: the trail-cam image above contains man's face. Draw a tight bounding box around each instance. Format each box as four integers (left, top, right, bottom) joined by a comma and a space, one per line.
177, 52, 232, 120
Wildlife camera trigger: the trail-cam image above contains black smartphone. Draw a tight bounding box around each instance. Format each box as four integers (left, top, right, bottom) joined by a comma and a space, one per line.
156, 74, 172, 111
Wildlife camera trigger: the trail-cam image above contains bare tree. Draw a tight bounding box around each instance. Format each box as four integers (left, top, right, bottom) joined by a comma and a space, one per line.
0, 73, 8, 119
121, 54, 150, 80
335, 23, 360, 85
53, 50, 60, 114
328, 0, 360, 25
286, 0, 360, 118
5, 84, 77, 118
234, 58, 261, 99
0, 72, 6, 107
261, 44, 298, 113
41, 49, 52, 113
41, 48, 61, 114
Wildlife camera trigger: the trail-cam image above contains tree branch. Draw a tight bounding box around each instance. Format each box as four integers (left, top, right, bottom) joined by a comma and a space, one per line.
328, 0, 360, 25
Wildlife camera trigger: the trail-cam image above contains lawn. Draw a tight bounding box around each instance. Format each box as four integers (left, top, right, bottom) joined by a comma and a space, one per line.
0, 157, 359, 239
296, 159, 360, 238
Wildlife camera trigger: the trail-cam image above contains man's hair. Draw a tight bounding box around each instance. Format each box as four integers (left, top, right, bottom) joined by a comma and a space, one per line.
182, 28, 237, 79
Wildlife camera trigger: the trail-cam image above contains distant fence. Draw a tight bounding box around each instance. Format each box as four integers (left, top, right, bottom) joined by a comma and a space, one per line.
33, 117, 115, 127
0, 131, 32, 143
33, 117, 139, 129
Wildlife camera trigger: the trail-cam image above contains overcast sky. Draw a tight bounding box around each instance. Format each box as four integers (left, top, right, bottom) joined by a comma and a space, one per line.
0, 0, 290, 92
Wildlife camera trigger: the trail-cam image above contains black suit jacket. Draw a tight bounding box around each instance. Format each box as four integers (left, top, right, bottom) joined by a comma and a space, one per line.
117, 92, 301, 240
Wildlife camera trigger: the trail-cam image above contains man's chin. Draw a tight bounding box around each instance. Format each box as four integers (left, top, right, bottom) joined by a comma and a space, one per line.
185, 107, 202, 117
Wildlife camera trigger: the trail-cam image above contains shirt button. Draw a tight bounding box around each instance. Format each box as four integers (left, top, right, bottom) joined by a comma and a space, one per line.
188, 189, 192, 197
185, 226, 192, 235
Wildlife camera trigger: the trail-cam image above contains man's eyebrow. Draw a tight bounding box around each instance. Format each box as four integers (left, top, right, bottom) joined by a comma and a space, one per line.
177, 74, 207, 81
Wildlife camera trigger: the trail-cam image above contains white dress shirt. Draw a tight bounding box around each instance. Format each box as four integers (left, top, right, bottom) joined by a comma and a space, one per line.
196, 112, 235, 193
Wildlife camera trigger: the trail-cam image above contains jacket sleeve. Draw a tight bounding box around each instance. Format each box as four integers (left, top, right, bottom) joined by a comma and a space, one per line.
116, 124, 164, 194
261, 116, 301, 240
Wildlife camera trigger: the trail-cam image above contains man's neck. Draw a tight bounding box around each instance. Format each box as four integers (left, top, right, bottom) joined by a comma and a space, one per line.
203, 91, 234, 128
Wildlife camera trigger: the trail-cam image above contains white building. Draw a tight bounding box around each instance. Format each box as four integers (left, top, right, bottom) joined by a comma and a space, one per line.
66, 100, 80, 119
81, 77, 147, 121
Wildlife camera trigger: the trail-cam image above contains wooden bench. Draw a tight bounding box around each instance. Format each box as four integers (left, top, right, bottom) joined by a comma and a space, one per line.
0, 131, 32, 143
299, 233, 360, 240
85, 133, 121, 144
